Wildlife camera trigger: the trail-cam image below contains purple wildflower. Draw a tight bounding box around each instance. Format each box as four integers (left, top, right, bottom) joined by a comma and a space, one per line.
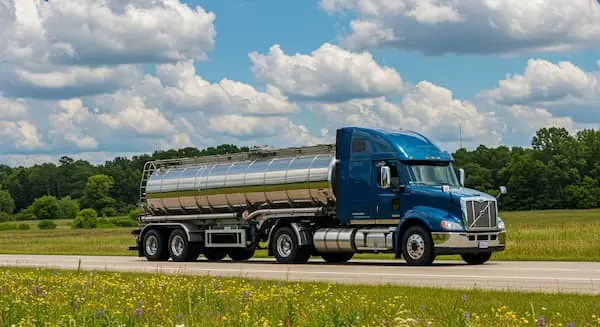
419, 305, 425, 311
464, 311, 471, 320
242, 290, 251, 299
135, 307, 143, 318
96, 308, 103, 318
461, 294, 468, 303
566, 322, 575, 327
538, 316, 545, 327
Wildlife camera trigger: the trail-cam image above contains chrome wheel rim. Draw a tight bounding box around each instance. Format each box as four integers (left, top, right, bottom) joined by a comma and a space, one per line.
145, 235, 159, 256
406, 234, 425, 260
276, 234, 293, 258
170, 234, 185, 257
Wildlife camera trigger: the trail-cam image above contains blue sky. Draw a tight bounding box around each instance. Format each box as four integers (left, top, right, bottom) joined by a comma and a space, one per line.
2, 0, 600, 166
191, 0, 600, 99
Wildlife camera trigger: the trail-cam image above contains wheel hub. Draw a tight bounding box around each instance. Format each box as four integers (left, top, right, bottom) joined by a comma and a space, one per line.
406, 234, 425, 260
276, 234, 293, 258
145, 235, 158, 256
170, 235, 185, 257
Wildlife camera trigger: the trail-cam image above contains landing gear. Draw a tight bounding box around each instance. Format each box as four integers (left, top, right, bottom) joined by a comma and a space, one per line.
271, 226, 311, 264
401, 226, 435, 265
461, 252, 492, 265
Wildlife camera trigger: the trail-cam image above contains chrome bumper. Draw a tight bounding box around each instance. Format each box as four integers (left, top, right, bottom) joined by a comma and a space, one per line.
432, 231, 506, 255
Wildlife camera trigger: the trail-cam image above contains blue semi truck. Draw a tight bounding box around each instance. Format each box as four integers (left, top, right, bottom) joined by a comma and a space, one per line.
131, 126, 506, 265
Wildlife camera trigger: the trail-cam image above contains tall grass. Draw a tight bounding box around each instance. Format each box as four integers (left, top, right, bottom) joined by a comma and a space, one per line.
0, 267, 598, 326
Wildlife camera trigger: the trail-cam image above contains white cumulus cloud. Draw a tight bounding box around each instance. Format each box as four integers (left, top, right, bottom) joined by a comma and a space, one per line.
1, 0, 216, 65
249, 43, 403, 102
478, 58, 600, 122
322, 0, 600, 55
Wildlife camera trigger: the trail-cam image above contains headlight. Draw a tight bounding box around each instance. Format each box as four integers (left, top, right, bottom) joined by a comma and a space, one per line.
497, 217, 506, 231
441, 220, 463, 231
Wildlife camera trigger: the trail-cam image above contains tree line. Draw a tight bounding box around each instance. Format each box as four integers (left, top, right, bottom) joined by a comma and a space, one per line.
0, 127, 599, 220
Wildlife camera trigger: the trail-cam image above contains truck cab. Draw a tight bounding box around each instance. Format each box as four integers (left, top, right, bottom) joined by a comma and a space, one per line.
334, 127, 506, 265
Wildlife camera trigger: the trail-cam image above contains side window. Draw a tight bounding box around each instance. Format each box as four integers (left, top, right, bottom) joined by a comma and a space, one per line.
376, 162, 404, 189
389, 163, 399, 186
352, 138, 366, 153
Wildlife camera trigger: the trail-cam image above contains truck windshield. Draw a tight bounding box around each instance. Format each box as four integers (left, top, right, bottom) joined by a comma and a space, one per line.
404, 162, 459, 187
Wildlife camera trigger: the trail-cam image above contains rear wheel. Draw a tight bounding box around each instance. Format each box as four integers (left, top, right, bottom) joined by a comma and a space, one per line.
168, 229, 200, 262
321, 252, 353, 263
401, 226, 435, 265
143, 229, 169, 261
228, 246, 256, 261
271, 226, 311, 264
203, 248, 227, 261
461, 252, 492, 265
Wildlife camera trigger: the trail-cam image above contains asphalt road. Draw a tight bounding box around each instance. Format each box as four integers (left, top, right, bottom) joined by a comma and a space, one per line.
0, 254, 599, 295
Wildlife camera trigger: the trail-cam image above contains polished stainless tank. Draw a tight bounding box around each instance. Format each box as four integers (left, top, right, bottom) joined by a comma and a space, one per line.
144, 153, 336, 215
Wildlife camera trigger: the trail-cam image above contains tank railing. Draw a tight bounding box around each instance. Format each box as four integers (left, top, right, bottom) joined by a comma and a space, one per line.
138, 161, 158, 214
145, 144, 336, 168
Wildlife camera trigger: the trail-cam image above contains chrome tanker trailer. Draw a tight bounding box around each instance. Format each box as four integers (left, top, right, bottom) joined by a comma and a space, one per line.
130, 126, 507, 265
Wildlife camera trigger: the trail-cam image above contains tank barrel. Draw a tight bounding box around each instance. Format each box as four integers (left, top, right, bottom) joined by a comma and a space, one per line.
142, 144, 337, 216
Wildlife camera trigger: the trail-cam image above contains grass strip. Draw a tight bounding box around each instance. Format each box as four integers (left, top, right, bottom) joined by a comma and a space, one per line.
0, 267, 598, 327
0, 209, 598, 261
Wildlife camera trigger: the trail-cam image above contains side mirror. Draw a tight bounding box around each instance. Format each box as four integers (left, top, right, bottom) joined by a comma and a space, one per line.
459, 168, 465, 187
497, 186, 507, 199
380, 166, 391, 189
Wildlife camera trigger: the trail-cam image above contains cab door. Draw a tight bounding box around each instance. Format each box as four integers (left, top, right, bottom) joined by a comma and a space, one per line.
374, 161, 409, 222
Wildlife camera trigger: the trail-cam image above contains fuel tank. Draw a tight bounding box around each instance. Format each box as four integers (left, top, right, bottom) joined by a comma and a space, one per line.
144, 153, 337, 215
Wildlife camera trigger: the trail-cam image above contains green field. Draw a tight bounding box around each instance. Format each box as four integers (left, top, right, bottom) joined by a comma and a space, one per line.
0, 209, 599, 261
0, 267, 598, 327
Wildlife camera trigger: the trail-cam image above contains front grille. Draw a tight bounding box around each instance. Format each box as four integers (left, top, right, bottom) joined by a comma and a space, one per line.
463, 198, 498, 230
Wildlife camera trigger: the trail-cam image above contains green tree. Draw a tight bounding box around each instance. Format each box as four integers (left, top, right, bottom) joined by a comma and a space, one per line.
0, 187, 15, 214
29, 195, 62, 220
80, 174, 116, 212
59, 196, 80, 219
72, 208, 99, 229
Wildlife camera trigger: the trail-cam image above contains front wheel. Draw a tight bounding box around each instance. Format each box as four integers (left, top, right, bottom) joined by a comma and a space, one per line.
401, 226, 435, 265
461, 252, 492, 265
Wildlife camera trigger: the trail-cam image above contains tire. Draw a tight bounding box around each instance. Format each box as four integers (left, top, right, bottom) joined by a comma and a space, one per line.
143, 229, 169, 261
228, 246, 256, 261
461, 252, 492, 265
168, 229, 200, 262
271, 226, 311, 264
321, 252, 353, 263
203, 248, 227, 261
401, 225, 435, 265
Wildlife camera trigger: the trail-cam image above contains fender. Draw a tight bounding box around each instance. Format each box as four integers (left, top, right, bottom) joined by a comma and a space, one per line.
139, 222, 204, 245
394, 206, 462, 257
266, 220, 313, 255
